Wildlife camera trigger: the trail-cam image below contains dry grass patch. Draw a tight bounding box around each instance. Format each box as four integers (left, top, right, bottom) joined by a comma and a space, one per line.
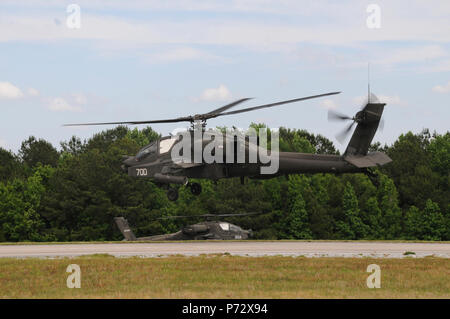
0, 255, 448, 298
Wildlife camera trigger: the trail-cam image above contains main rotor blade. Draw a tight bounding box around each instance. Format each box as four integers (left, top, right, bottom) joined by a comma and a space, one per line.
63, 98, 252, 127
64, 92, 340, 127
205, 98, 253, 117
157, 212, 263, 220
63, 116, 193, 127
217, 92, 341, 117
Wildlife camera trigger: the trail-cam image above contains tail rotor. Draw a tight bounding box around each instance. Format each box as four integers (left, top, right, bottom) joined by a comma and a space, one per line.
328, 92, 385, 145
328, 109, 359, 144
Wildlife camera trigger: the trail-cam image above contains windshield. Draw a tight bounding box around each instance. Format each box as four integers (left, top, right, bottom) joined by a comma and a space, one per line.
136, 142, 157, 160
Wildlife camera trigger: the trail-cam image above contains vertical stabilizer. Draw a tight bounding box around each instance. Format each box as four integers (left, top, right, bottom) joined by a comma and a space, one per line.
114, 217, 137, 241
344, 94, 385, 156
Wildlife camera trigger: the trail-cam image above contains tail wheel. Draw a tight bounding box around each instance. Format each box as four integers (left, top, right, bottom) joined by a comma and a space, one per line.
190, 182, 202, 196
167, 188, 179, 201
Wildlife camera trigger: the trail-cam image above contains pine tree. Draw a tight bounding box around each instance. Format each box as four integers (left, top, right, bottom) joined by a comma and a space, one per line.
365, 196, 383, 239
336, 182, 369, 239
421, 199, 446, 240
377, 174, 402, 239
279, 175, 312, 239
404, 205, 422, 240
404, 200, 445, 240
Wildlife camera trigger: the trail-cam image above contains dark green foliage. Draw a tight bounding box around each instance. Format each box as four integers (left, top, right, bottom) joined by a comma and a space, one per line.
376, 173, 402, 239
60, 136, 85, 155
277, 175, 312, 239
382, 130, 443, 210
427, 132, 450, 211
19, 136, 59, 168
404, 200, 446, 240
0, 126, 448, 241
0, 165, 54, 241
279, 127, 339, 154
335, 182, 369, 239
0, 148, 22, 182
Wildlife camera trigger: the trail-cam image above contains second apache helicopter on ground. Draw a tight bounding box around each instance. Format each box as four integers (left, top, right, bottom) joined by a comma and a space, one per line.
114, 213, 258, 241
66, 91, 391, 201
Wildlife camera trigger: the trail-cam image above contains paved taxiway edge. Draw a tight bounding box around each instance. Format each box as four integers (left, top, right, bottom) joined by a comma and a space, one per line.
0, 241, 449, 258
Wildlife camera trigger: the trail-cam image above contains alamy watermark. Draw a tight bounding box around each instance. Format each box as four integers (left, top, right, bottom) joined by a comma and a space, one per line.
366, 4, 381, 29
66, 4, 81, 29
170, 125, 280, 175
366, 264, 381, 288
66, 264, 81, 288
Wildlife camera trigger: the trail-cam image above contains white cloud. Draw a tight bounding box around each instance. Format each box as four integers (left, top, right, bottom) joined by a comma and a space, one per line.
47, 97, 82, 112
72, 93, 87, 105
1, 8, 447, 73
198, 84, 232, 102
375, 45, 448, 66
1, 2, 450, 49
27, 87, 39, 96
0, 82, 24, 99
320, 99, 337, 110
432, 81, 450, 93
146, 47, 224, 63
0, 2, 448, 74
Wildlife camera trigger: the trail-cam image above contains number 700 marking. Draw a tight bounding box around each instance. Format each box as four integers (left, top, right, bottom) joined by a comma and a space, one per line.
136, 168, 148, 176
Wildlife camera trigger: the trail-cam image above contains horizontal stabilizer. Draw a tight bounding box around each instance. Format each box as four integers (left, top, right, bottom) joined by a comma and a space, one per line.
344, 151, 392, 168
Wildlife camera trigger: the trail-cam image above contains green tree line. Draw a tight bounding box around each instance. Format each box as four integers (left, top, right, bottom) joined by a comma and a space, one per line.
0, 126, 448, 241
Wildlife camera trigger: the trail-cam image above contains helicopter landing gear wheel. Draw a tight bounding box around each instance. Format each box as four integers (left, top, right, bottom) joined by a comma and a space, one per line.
167, 187, 179, 201
190, 182, 202, 196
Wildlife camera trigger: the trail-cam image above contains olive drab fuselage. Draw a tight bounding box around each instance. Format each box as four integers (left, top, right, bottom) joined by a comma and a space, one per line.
124, 130, 368, 182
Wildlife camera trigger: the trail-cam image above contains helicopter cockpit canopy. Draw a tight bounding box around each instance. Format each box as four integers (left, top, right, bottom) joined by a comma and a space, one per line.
218, 222, 243, 232
135, 137, 178, 161
136, 142, 157, 161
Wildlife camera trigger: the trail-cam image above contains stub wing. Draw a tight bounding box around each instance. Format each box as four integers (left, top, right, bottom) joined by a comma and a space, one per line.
173, 162, 204, 169
344, 151, 392, 168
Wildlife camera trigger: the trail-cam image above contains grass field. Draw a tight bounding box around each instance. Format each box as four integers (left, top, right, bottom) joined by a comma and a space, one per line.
0, 254, 449, 298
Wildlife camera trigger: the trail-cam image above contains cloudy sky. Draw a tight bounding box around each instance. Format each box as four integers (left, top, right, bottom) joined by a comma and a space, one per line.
0, 0, 449, 152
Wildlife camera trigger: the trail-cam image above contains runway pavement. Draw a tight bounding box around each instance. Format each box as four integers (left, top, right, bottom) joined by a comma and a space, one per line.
0, 241, 449, 258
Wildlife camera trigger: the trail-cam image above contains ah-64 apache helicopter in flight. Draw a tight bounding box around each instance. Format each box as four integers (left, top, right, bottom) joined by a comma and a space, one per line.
65, 91, 391, 201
